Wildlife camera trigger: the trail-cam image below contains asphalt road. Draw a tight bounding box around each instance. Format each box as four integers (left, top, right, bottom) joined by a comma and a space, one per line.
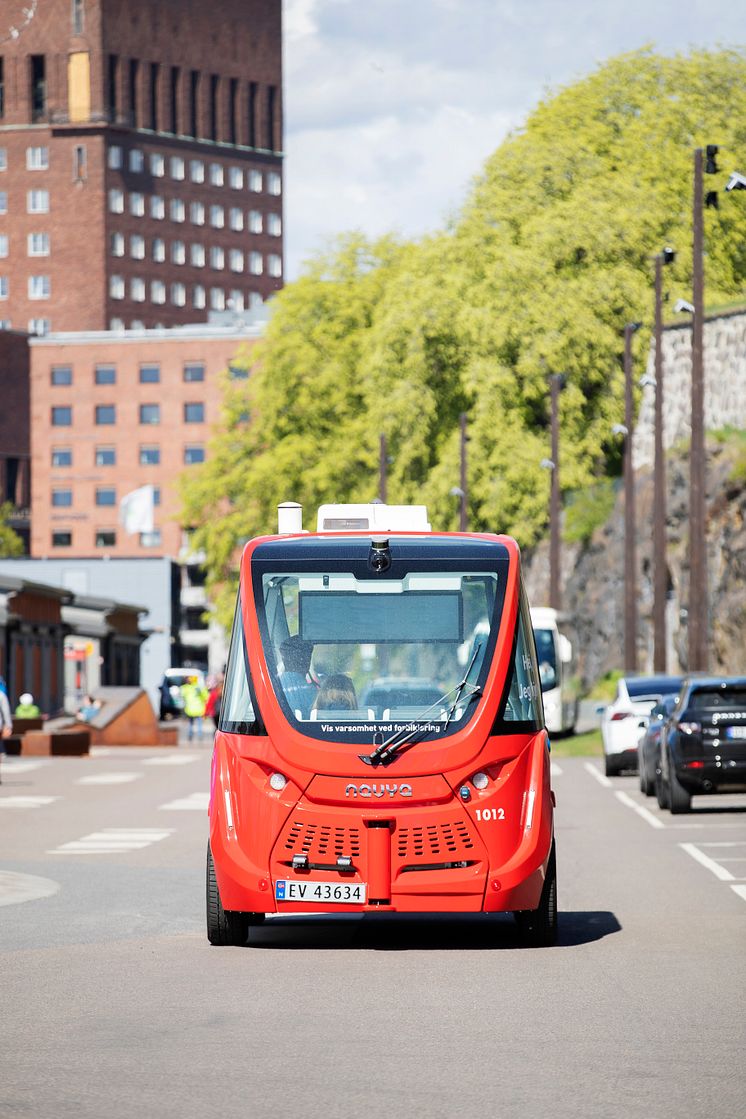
2, 742, 745, 1119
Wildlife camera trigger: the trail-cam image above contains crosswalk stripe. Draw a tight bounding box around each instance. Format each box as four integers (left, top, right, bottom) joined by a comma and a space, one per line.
0, 796, 60, 809
48, 828, 174, 854
159, 792, 209, 811
550, 762, 563, 777
1, 759, 51, 774
76, 773, 142, 786
142, 754, 200, 766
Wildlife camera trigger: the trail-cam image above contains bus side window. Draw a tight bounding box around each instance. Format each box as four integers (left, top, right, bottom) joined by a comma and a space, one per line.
219, 594, 258, 733
499, 593, 543, 729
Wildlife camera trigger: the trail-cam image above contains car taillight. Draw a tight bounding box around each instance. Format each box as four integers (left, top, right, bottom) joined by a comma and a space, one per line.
679, 721, 701, 734
611, 712, 633, 721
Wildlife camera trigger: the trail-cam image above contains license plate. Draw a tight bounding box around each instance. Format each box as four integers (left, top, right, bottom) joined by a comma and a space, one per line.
275, 879, 366, 904
725, 726, 746, 739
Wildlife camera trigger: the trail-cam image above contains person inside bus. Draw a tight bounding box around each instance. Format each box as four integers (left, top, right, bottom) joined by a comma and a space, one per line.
312, 674, 357, 713
279, 637, 318, 718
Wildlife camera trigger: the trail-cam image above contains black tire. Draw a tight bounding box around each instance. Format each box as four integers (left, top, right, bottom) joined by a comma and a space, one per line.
668, 756, 691, 814
604, 754, 618, 778
639, 761, 654, 796
514, 842, 557, 948
655, 769, 670, 810
206, 842, 263, 946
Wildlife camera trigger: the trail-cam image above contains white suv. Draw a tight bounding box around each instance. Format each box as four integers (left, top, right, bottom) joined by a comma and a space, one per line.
600, 676, 684, 777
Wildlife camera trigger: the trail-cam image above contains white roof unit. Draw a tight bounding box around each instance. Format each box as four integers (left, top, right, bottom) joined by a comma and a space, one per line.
316, 503, 431, 533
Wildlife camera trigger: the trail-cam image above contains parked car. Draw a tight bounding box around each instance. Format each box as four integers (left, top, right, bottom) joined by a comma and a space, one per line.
159, 668, 206, 720
601, 675, 685, 777
639, 694, 680, 795
656, 676, 746, 813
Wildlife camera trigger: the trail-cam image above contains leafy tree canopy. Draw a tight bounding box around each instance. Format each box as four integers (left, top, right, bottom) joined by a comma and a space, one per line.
181, 48, 746, 625
0, 502, 24, 558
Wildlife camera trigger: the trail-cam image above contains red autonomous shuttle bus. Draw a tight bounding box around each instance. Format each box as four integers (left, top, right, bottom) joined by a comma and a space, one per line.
207, 503, 556, 946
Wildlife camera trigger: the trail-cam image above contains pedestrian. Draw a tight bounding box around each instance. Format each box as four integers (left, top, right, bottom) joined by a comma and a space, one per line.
77, 694, 101, 722
205, 675, 224, 730
15, 692, 41, 717
180, 675, 208, 741
0, 682, 12, 784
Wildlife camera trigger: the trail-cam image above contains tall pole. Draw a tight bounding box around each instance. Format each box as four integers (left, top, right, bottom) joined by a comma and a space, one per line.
379, 433, 387, 503
459, 412, 468, 532
624, 324, 637, 673
652, 254, 667, 671
690, 148, 707, 671
549, 375, 561, 611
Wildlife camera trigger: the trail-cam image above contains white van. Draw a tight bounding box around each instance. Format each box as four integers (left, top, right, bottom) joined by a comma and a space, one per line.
530, 607, 579, 735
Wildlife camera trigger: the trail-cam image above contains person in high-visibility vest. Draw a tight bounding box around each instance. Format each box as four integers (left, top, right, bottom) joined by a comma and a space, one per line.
180, 677, 208, 741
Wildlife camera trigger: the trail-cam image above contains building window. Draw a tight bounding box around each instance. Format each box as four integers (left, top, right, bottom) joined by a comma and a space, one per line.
268, 254, 282, 278
170, 156, 185, 180
139, 364, 160, 384
248, 210, 262, 233
109, 275, 124, 299
52, 488, 73, 507
0, 192, 7, 214
153, 487, 161, 506
184, 402, 205, 423
96, 405, 116, 425
209, 204, 224, 229
190, 243, 205, 268
109, 318, 124, 331
171, 282, 186, 306
129, 58, 139, 126
209, 162, 224, 187
131, 277, 145, 302
28, 189, 50, 213
169, 66, 180, 134
171, 240, 186, 265
108, 189, 124, 213
95, 364, 116, 384
0, 318, 10, 327
189, 70, 199, 138
229, 362, 248, 381
209, 75, 219, 140
28, 318, 50, 335
150, 195, 165, 220
52, 406, 72, 426
129, 149, 144, 173
249, 252, 263, 275
52, 447, 72, 466
184, 445, 205, 465
96, 531, 116, 547
140, 403, 160, 424
95, 487, 116, 506
229, 167, 243, 190
51, 365, 72, 386
151, 279, 166, 304
149, 62, 160, 131
0, 277, 7, 299
170, 198, 185, 223
209, 287, 225, 311
72, 0, 84, 35
130, 192, 145, 217
229, 249, 244, 273
28, 275, 51, 299
150, 152, 165, 177
210, 246, 224, 270
110, 232, 124, 257
73, 145, 86, 181
140, 445, 160, 465
267, 172, 281, 196
247, 81, 257, 147
107, 54, 118, 119
52, 531, 72, 547
267, 213, 281, 236
229, 290, 245, 312
140, 529, 161, 548
152, 238, 166, 262
95, 446, 116, 465
108, 145, 122, 169
184, 362, 205, 382
190, 159, 204, 184
130, 234, 145, 259
31, 55, 47, 121
190, 201, 205, 226
26, 146, 49, 170
0, 62, 4, 122
0, 149, 7, 171
192, 285, 206, 310
229, 206, 243, 231
248, 170, 262, 193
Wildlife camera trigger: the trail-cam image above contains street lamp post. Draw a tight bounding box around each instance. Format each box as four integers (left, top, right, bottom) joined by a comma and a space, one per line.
624, 322, 641, 672
652, 247, 676, 672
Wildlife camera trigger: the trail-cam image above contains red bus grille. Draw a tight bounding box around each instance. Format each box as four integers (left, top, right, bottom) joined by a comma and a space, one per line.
396, 820, 475, 861
283, 821, 362, 860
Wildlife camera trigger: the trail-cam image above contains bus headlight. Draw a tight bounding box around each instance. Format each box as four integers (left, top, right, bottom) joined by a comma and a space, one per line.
471, 771, 489, 789
269, 772, 287, 791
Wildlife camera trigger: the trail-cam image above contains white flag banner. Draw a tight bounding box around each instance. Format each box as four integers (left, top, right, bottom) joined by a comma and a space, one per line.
119, 485, 155, 534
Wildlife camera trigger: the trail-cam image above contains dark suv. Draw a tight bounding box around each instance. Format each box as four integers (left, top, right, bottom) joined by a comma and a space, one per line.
656, 676, 746, 813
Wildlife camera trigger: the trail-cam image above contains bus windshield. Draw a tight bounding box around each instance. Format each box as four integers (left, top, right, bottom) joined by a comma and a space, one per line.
533, 629, 557, 691
255, 569, 502, 742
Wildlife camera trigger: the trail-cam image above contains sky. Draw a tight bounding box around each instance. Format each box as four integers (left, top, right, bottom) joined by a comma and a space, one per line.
282, 0, 745, 279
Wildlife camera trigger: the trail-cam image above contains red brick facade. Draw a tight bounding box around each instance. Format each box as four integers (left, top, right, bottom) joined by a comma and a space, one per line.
0, 0, 283, 333
30, 324, 261, 557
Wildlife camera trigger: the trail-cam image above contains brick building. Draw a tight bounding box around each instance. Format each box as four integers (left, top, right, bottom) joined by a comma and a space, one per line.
0, 0, 283, 334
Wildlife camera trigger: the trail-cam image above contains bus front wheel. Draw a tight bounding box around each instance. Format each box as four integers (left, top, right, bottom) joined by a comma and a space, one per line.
514, 843, 557, 948
206, 842, 264, 946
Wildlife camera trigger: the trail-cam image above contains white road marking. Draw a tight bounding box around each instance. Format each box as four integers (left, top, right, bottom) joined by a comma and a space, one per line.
159, 791, 209, 811
48, 828, 174, 855
142, 754, 200, 766
550, 762, 563, 778
0, 796, 60, 809
76, 772, 142, 786
731, 885, 746, 904
615, 790, 666, 829
1, 759, 50, 774
583, 761, 612, 788
679, 843, 737, 881
0, 870, 60, 908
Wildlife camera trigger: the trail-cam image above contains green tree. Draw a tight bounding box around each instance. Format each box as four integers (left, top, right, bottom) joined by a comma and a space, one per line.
0, 502, 24, 557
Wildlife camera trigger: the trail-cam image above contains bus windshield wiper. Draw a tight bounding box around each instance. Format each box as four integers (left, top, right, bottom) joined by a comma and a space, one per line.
359, 643, 482, 767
